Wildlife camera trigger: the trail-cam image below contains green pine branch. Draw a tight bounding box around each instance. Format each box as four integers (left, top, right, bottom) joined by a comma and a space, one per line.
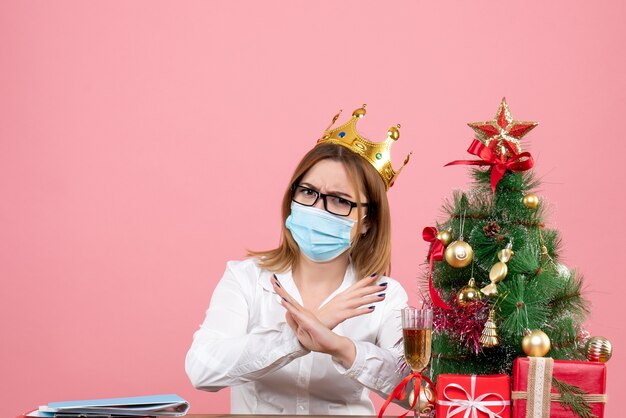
507, 247, 541, 277
548, 270, 590, 320
471, 167, 541, 193
552, 377, 597, 418
498, 276, 549, 338
545, 316, 586, 360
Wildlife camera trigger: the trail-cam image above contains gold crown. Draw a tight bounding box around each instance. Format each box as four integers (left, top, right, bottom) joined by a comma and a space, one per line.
317, 104, 412, 189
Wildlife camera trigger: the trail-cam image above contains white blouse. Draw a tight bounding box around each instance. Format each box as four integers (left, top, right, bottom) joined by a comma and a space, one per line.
185, 258, 409, 415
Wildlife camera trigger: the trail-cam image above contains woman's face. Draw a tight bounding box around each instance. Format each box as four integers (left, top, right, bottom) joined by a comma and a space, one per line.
297, 159, 369, 239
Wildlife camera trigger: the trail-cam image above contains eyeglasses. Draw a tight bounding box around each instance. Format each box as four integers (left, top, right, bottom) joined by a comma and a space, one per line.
291, 185, 368, 217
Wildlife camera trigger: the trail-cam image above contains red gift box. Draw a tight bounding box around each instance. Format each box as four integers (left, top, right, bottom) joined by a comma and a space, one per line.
436, 374, 511, 418
512, 357, 607, 417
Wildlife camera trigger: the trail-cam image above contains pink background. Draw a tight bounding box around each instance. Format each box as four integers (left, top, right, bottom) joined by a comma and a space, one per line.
1, 1, 623, 417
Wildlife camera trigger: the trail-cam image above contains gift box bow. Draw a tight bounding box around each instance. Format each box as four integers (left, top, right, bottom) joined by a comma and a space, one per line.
438, 374, 510, 418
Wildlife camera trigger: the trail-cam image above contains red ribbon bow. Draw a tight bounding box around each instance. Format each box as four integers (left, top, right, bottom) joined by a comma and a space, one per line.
378, 372, 436, 418
423, 227, 453, 310
445, 139, 534, 191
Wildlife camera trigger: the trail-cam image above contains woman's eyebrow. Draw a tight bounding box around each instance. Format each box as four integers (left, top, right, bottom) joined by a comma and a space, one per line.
327, 190, 354, 199
300, 182, 355, 199
299, 182, 319, 190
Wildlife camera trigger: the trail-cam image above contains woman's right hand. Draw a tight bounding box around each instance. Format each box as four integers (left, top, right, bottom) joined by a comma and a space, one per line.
315, 274, 387, 330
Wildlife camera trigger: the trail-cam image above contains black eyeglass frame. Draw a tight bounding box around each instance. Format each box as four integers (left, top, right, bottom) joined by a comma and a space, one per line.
290, 184, 369, 217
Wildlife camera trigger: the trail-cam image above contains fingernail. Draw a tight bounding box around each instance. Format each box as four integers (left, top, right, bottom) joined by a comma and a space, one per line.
378, 293, 386, 298
370, 273, 378, 277
379, 282, 388, 287
368, 306, 375, 310
274, 275, 281, 287
282, 297, 288, 302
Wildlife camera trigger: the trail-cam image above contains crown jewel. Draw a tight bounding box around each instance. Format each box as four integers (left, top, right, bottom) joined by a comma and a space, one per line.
316, 104, 412, 189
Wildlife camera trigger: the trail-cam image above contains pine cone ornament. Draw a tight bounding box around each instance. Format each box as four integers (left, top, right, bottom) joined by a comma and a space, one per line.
483, 221, 501, 238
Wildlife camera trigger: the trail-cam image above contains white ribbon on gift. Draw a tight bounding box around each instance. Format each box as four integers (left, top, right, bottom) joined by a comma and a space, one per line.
437, 374, 510, 418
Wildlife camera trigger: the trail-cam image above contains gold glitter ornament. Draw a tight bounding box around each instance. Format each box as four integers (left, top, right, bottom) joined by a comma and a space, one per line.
408, 383, 436, 414
480, 309, 500, 348
457, 278, 482, 307
585, 336, 613, 363
523, 193, 540, 209
522, 330, 551, 357
445, 240, 474, 268
436, 230, 453, 247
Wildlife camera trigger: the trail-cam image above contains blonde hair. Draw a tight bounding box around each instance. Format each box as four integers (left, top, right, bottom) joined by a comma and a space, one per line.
249, 143, 392, 279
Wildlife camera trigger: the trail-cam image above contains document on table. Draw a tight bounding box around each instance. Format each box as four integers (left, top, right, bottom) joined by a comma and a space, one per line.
27, 394, 189, 417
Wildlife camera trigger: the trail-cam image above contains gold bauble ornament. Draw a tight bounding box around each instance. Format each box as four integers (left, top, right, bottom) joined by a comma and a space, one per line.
444, 240, 474, 268
523, 193, 540, 209
522, 330, 551, 357
480, 309, 500, 348
436, 230, 453, 247
457, 278, 482, 307
585, 336, 613, 363
408, 383, 436, 414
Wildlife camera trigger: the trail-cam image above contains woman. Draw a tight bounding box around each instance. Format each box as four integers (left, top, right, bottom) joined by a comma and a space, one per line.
185, 106, 411, 415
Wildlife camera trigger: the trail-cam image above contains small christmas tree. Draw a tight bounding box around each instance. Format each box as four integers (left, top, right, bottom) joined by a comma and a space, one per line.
422, 98, 590, 382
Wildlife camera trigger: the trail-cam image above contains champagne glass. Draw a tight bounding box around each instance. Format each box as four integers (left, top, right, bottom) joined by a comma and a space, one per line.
402, 307, 433, 417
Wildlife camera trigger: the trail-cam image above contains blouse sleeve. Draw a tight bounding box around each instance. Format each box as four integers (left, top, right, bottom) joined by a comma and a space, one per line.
185, 262, 309, 391
332, 278, 411, 405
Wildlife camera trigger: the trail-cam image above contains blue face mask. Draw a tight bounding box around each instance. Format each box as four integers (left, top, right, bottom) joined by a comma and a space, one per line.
285, 202, 355, 262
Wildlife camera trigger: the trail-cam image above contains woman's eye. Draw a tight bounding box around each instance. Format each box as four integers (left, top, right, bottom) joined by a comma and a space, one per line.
330, 196, 351, 207
297, 187, 318, 199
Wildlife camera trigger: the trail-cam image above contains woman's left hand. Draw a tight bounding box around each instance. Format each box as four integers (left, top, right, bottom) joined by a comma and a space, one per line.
272, 275, 356, 368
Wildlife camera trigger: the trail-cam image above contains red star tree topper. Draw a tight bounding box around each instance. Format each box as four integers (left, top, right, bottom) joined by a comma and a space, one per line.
468, 97, 538, 158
